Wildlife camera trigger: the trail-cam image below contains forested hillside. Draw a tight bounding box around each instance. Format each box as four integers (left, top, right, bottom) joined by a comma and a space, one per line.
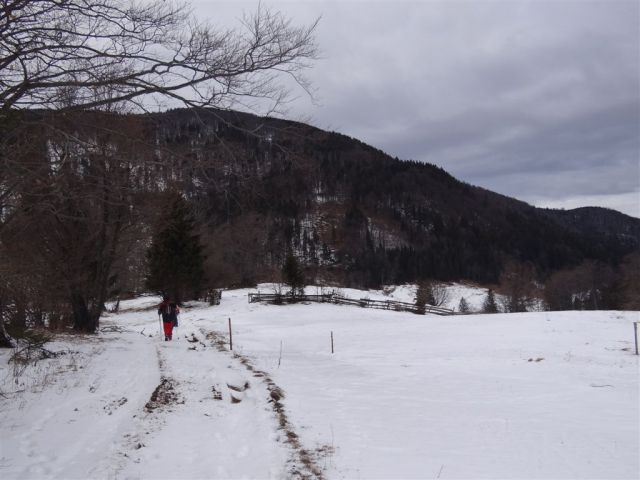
1, 108, 638, 339
144, 108, 638, 287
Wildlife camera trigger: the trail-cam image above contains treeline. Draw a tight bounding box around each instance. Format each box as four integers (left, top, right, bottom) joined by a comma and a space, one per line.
0, 110, 247, 343
544, 255, 639, 311
484, 256, 639, 313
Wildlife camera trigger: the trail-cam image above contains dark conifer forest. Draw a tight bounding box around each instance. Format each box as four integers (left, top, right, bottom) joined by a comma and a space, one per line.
146, 108, 638, 288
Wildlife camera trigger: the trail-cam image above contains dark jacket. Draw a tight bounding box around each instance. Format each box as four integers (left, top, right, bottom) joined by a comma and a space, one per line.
158, 300, 180, 324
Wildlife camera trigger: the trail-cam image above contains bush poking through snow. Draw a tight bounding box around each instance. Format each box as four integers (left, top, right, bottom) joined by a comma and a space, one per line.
9, 331, 60, 376
458, 297, 470, 313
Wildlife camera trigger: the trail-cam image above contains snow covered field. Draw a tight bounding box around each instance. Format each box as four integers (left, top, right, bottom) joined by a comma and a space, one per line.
1, 287, 638, 479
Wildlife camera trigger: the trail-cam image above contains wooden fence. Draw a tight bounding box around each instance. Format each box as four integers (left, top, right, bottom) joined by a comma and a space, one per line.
247, 292, 455, 316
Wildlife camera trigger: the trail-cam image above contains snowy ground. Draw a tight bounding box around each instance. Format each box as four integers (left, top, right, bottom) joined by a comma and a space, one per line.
1, 286, 638, 479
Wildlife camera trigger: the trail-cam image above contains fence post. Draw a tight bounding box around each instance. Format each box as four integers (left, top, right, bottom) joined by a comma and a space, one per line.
229, 317, 233, 351
634, 322, 638, 356
331, 331, 334, 354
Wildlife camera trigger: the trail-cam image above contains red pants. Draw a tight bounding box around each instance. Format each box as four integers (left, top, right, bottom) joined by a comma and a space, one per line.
163, 321, 174, 340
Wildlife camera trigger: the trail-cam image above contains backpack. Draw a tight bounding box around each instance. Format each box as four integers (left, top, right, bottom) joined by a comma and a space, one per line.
160, 301, 179, 325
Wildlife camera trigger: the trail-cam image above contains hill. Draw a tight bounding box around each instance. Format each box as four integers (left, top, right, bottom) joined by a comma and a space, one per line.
142, 108, 639, 288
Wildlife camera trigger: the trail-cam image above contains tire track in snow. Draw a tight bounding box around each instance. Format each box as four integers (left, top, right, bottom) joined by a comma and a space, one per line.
114, 324, 292, 479
204, 328, 329, 480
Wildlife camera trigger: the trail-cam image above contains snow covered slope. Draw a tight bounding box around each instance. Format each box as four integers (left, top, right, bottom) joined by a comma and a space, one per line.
1, 289, 638, 479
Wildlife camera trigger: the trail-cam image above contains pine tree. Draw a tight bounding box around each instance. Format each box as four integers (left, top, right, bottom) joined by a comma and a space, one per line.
282, 253, 305, 297
146, 196, 205, 303
458, 296, 470, 313
414, 281, 433, 314
482, 289, 499, 313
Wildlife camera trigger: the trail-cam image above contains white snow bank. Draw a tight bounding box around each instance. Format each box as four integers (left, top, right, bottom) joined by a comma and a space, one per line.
215, 289, 640, 479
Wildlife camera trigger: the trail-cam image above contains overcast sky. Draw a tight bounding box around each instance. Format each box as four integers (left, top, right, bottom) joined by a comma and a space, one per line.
193, 0, 640, 218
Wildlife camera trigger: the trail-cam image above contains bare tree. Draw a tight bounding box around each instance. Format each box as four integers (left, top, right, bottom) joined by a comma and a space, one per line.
0, 0, 318, 113
431, 282, 450, 307
620, 253, 640, 310
544, 268, 578, 311
545, 259, 626, 311
0, 112, 150, 332
0, 0, 318, 229
0, 1, 319, 343
499, 260, 539, 313
415, 280, 450, 313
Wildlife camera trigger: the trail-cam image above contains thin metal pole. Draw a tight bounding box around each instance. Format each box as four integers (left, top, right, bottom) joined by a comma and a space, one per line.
331, 331, 334, 354
634, 322, 638, 356
229, 318, 233, 351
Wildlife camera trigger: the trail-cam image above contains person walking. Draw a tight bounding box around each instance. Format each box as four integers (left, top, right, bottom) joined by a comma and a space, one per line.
158, 295, 180, 341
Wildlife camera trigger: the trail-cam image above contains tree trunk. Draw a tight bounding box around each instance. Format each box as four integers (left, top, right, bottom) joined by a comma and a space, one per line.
14, 299, 26, 332
0, 296, 15, 348
71, 293, 98, 333
0, 318, 13, 348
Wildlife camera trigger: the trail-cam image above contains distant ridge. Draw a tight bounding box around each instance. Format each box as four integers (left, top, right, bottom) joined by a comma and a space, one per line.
543, 206, 639, 243
138, 107, 639, 287
16, 107, 635, 288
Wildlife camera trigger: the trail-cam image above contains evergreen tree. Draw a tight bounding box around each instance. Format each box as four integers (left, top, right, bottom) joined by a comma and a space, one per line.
282, 253, 305, 297
414, 281, 434, 314
146, 196, 205, 303
482, 289, 499, 313
458, 297, 470, 313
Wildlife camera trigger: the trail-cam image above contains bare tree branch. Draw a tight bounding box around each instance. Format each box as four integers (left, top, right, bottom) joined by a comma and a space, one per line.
0, 0, 319, 114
